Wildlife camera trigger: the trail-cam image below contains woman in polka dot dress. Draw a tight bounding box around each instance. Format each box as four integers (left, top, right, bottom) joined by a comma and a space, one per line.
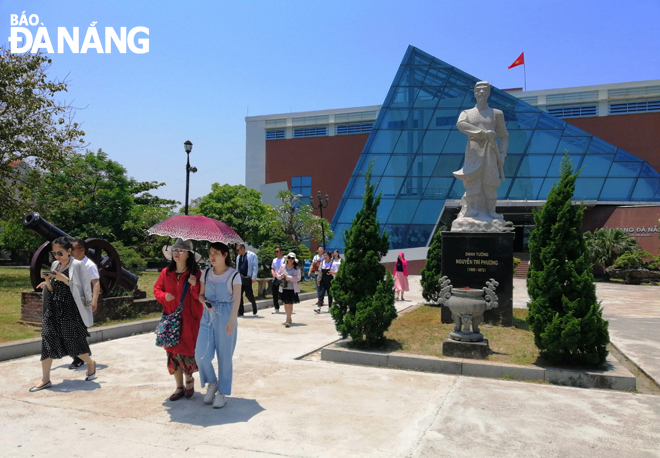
29, 237, 97, 392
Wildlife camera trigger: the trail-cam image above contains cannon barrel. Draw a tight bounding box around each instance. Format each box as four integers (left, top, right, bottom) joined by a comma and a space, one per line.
23, 212, 138, 291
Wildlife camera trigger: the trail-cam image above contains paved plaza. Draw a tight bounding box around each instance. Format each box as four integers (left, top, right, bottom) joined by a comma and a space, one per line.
1, 277, 659, 457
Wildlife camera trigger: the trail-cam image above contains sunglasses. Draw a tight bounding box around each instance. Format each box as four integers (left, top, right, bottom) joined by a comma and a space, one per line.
171, 248, 189, 254
274, 250, 281, 253
50, 251, 66, 257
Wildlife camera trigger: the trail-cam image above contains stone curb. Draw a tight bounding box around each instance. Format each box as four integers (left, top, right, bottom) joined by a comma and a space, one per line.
321, 342, 636, 391
0, 293, 317, 362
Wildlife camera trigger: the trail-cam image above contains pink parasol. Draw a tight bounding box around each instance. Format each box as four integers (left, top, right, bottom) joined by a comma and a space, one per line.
148, 215, 244, 245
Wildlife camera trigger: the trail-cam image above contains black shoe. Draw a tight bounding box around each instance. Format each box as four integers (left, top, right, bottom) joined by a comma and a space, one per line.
29, 381, 52, 392
69, 358, 85, 370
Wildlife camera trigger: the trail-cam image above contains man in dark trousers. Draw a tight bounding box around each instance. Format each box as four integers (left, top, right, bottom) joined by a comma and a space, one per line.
270, 247, 285, 314
236, 244, 259, 316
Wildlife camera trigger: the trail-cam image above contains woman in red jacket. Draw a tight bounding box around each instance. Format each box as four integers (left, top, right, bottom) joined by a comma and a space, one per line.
154, 239, 202, 401
393, 252, 409, 301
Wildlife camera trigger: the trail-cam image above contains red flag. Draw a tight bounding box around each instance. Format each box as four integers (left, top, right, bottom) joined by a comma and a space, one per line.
508, 52, 525, 69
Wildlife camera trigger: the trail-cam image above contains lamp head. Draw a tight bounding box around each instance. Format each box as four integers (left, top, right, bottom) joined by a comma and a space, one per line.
184, 140, 193, 154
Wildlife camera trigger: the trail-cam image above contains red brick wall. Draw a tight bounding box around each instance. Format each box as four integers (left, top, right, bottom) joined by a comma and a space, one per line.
583, 206, 660, 255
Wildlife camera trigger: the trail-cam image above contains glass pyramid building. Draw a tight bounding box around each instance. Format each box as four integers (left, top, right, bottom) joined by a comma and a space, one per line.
328, 46, 660, 251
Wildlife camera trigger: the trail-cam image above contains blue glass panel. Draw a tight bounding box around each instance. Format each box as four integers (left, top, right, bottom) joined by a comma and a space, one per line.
539, 177, 560, 198
614, 150, 644, 162
383, 155, 412, 176
407, 108, 435, 129
631, 178, 660, 201
431, 58, 451, 68
600, 178, 635, 200
446, 68, 472, 86
516, 155, 553, 177
507, 130, 533, 154
442, 130, 468, 154
547, 155, 583, 177
529, 130, 562, 154
587, 137, 617, 155
536, 113, 564, 130
573, 178, 605, 200
404, 225, 434, 248
424, 67, 451, 86
389, 87, 419, 108
503, 155, 522, 177
432, 155, 464, 176
561, 124, 585, 137
506, 112, 540, 130
301, 187, 311, 197
408, 155, 439, 176
418, 130, 450, 154
370, 130, 402, 152
393, 130, 424, 154
356, 155, 388, 176
514, 100, 538, 112
430, 108, 460, 129
608, 162, 642, 178
640, 163, 660, 178
327, 224, 351, 251
462, 92, 477, 108
337, 199, 363, 223
396, 65, 428, 86
580, 155, 614, 177
497, 179, 512, 198
383, 225, 409, 249
408, 51, 433, 66
438, 87, 469, 107
412, 200, 445, 224
488, 92, 516, 109
450, 179, 465, 199
507, 178, 544, 200
301, 176, 311, 187
376, 198, 396, 223
379, 108, 411, 129
291, 176, 301, 187
400, 177, 430, 198
424, 178, 454, 198
387, 200, 421, 224
375, 177, 405, 198
414, 87, 442, 108
557, 136, 590, 154
348, 177, 366, 198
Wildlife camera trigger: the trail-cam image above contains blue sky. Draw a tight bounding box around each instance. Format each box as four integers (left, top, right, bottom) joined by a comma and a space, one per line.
2, 0, 659, 207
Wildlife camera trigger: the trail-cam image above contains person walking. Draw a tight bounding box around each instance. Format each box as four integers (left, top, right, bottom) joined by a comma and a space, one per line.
332, 250, 342, 271
68, 238, 101, 370
30, 237, 96, 392
393, 252, 409, 301
196, 242, 242, 408
315, 251, 337, 314
153, 239, 202, 401
235, 244, 258, 316
270, 247, 285, 314
277, 252, 301, 328
308, 246, 324, 307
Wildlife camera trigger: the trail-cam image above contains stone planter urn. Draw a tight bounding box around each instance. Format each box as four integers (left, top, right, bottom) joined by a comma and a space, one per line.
437, 277, 499, 342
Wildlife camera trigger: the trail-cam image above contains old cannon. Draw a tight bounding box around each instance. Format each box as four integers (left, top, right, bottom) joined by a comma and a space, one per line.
23, 212, 138, 294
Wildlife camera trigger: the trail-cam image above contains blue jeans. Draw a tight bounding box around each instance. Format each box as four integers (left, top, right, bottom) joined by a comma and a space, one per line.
195, 302, 237, 395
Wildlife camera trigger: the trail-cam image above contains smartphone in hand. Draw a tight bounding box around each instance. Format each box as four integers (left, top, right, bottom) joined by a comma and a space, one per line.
205, 301, 213, 309
42, 271, 54, 277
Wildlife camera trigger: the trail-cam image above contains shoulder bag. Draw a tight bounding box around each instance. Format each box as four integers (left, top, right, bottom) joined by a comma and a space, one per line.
155, 275, 190, 348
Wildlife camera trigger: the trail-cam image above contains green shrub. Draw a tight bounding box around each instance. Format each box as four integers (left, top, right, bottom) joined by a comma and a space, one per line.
421, 226, 443, 302
613, 249, 654, 269
513, 257, 521, 273
527, 156, 609, 367
112, 241, 146, 270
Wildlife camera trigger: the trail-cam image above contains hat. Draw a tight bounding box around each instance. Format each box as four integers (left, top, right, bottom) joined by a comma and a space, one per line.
162, 238, 202, 262
285, 252, 298, 263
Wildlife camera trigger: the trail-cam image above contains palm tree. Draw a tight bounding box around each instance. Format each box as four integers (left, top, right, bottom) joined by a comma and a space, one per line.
583, 228, 638, 281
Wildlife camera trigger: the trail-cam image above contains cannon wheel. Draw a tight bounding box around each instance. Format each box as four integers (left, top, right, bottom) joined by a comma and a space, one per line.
85, 238, 122, 295
29, 241, 53, 291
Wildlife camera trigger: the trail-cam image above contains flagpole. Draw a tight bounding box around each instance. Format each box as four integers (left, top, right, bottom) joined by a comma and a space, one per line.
523, 63, 527, 91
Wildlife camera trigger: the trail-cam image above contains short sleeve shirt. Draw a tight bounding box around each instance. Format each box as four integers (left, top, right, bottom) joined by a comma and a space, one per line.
201, 267, 242, 294
81, 256, 100, 281
271, 257, 285, 277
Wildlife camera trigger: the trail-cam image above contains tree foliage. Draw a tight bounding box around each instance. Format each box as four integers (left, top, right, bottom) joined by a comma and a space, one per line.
330, 163, 396, 347
421, 226, 443, 303
274, 190, 333, 246
0, 48, 86, 217
527, 156, 609, 366
583, 228, 638, 280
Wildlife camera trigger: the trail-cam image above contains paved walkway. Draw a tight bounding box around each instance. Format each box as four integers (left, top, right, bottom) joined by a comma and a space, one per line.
1, 278, 660, 456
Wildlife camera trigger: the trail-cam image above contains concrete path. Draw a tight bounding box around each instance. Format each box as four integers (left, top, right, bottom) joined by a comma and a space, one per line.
1, 278, 660, 456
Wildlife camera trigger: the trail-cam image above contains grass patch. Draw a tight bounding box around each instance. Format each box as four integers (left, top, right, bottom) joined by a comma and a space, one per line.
384, 306, 541, 366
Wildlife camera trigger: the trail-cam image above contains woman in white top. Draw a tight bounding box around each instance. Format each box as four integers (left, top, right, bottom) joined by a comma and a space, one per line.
277, 252, 302, 328
196, 242, 242, 409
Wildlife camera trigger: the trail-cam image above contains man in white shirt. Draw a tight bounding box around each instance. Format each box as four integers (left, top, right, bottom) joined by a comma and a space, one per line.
308, 246, 324, 306
69, 238, 101, 369
270, 247, 285, 314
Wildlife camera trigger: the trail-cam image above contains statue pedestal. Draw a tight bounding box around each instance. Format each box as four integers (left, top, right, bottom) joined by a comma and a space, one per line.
440, 231, 514, 326
442, 338, 489, 359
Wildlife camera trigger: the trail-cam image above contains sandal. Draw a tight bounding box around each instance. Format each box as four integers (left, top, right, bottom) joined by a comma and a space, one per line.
184, 377, 194, 398
170, 386, 185, 401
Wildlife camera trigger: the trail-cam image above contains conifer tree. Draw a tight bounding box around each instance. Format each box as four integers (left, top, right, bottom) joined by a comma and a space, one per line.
330, 162, 396, 347
421, 226, 443, 302
527, 156, 609, 366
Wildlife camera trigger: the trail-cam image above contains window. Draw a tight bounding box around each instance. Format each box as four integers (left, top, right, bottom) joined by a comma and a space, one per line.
265, 118, 286, 128
292, 115, 329, 126
336, 123, 373, 135
335, 111, 378, 123
547, 105, 597, 118
609, 100, 660, 114
266, 130, 285, 140
291, 176, 312, 201
293, 127, 327, 138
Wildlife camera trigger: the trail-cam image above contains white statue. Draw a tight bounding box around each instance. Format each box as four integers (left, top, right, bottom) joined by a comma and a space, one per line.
451, 81, 511, 232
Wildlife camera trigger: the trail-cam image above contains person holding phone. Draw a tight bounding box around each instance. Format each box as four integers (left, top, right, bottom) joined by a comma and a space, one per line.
196, 242, 242, 409
277, 252, 302, 327
153, 239, 202, 401
30, 237, 96, 392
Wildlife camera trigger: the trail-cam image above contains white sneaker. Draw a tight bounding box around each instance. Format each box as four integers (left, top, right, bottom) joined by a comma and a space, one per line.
213, 393, 227, 409
204, 382, 217, 404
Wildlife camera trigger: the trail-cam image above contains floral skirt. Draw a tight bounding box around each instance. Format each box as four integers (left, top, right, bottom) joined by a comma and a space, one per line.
166, 351, 198, 376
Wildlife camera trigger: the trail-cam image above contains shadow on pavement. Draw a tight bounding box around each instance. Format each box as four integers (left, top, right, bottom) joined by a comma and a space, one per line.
163, 395, 265, 426
48, 379, 102, 392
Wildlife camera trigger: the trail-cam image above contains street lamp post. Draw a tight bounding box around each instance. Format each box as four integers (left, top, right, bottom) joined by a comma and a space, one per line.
183, 140, 197, 215
309, 190, 330, 249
